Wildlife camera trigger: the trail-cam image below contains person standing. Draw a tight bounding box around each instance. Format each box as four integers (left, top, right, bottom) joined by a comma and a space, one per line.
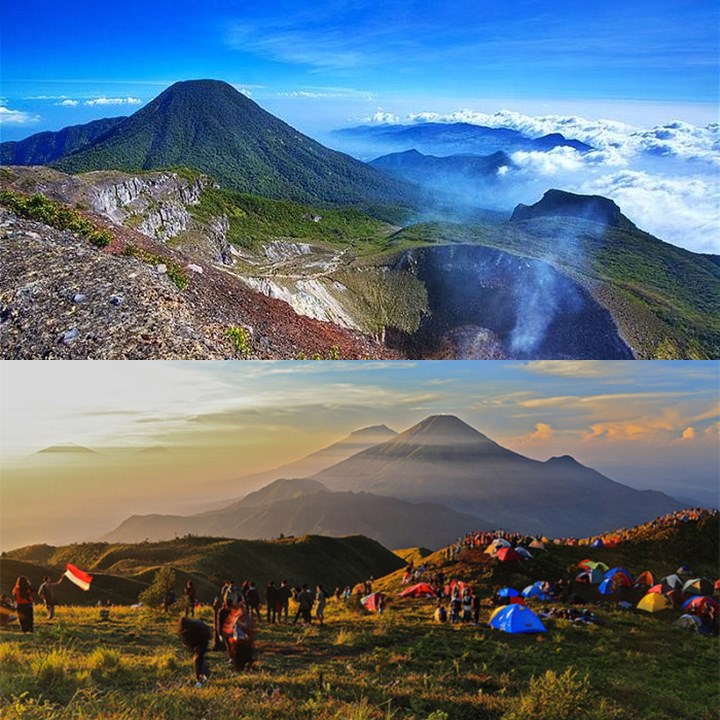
315, 584, 327, 625
12, 576, 37, 633
246, 582, 261, 622
266, 581, 279, 624
277, 580, 291, 623
38, 575, 64, 620
184, 580, 197, 618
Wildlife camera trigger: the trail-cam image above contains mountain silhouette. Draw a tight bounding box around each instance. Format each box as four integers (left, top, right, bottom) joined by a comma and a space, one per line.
314, 415, 681, 535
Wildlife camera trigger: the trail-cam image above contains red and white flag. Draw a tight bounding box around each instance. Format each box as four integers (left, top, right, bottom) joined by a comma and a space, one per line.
65, 563, 93, 591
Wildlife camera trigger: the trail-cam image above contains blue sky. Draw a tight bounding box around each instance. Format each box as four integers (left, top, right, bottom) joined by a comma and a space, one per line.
1, 0, 718, 141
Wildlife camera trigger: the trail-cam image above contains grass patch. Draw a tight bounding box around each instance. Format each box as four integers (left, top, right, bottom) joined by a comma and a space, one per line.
0, 187, 112, 247
123, 245, 188, 290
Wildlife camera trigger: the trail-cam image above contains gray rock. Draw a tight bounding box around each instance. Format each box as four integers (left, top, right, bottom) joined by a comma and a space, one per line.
156, 264, 167, 274
109, 295, 123, 306
60, 327, 79, 343
72, 293, 87, 303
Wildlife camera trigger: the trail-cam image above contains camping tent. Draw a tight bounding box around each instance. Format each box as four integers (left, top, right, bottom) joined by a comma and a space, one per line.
522, 585, 549, 601
659, 574, 683, 590
496, 547, 522, 563
590, 539, 604, 548
604, 568, 633, 587
361, 592, 384, 612
682, 578, 713, 596
497, 588, 520, 598
681, 596, 719, 615
634, 571, 655, 587
673, 614, 707, 634
637, 593, 671, 613
576, 569, 604, 584
399, 583, 437, 599
529, 539, 545, 550
598, 579, 618, 595
488, 604, 546, 634
578, 560, 609, 572
515, 547, 533, 559
664, 590, 685, 608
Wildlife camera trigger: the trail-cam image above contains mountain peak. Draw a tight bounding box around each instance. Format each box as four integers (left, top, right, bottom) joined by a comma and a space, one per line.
510, 189, 637, 230
545, 455, 584, 467
348, 424, 397, 439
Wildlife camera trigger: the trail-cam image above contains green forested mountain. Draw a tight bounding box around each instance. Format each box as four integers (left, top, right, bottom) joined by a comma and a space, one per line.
50, 80, 415, 206
0, 117, 124, 165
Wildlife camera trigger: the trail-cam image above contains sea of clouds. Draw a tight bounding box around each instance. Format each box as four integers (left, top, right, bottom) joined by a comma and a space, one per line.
367, 110, 720, 254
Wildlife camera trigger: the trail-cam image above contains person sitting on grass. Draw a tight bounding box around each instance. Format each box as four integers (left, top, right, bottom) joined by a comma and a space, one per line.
178, 616, 212, 688
434, 600, 447, 623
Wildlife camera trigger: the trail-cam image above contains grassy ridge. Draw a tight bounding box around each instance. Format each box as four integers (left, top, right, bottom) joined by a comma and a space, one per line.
2, 535, 405, 606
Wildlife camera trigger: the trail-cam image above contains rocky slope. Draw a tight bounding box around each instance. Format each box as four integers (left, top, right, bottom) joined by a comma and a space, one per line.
0, 192, 395, 359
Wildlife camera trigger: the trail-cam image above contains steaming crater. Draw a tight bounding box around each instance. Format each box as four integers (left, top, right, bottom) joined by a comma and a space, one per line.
388, 245, 633, 359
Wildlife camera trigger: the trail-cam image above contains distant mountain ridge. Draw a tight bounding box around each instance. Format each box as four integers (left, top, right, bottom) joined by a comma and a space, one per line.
103, 477, 489, 549
104, 415, 683, 545
7, 80, 417, 207
335, 121, 592, 157
314, 415, 682, 535
0, 117, 124, 166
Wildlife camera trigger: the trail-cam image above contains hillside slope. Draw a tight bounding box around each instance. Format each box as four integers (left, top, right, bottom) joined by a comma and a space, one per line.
2, 534, 405, 605
104, 478, 489, 549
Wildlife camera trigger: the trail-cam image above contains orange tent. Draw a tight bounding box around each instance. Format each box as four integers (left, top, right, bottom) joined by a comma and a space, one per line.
635, 571, 655, 587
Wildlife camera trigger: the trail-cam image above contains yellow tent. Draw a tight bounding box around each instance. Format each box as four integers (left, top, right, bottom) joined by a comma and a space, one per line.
637, 593, 671, 613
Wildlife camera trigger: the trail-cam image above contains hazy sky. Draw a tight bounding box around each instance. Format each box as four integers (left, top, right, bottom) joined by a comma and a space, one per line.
1, 0, 717, 141
0, 360, 717, 550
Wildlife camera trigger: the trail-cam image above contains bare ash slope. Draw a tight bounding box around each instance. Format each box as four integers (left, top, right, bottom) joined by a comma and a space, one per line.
0, 172, 395, 360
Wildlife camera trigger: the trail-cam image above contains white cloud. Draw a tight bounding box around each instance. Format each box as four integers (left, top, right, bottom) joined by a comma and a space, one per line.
579, 171, 720, 253
56, 99, 79, 107
0, 106, 40, 125
84, 96, 142, 106
382, 108, 719, 252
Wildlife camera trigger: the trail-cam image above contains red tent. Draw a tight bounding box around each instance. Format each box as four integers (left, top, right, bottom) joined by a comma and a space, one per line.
362, 592, 384, 612
648, 582, 671, 595
445, 580, 472, 596
496, 547, 522, 562
399, 583, 437, 598
684, 596, 720, 616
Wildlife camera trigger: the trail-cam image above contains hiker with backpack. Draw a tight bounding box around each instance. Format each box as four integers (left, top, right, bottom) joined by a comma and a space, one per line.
38, 574, 64, 619
293, 584, 314, 625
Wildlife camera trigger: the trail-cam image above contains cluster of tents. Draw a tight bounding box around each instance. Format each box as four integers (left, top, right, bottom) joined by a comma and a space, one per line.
484, 538, 537, 562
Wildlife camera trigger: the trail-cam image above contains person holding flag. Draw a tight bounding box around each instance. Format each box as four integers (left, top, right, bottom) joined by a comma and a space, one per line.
38, 575, 65, 619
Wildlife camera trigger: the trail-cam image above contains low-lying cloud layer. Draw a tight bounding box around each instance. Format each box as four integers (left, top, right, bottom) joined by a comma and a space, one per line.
363, 109, 720, 253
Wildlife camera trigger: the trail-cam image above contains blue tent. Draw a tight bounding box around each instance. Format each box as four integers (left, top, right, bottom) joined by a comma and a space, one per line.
488, 604, 547, 634
522, 585, 548, 600
598, 579, 618, 595
497, 588, 520, 598
591, 539, 604, 548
